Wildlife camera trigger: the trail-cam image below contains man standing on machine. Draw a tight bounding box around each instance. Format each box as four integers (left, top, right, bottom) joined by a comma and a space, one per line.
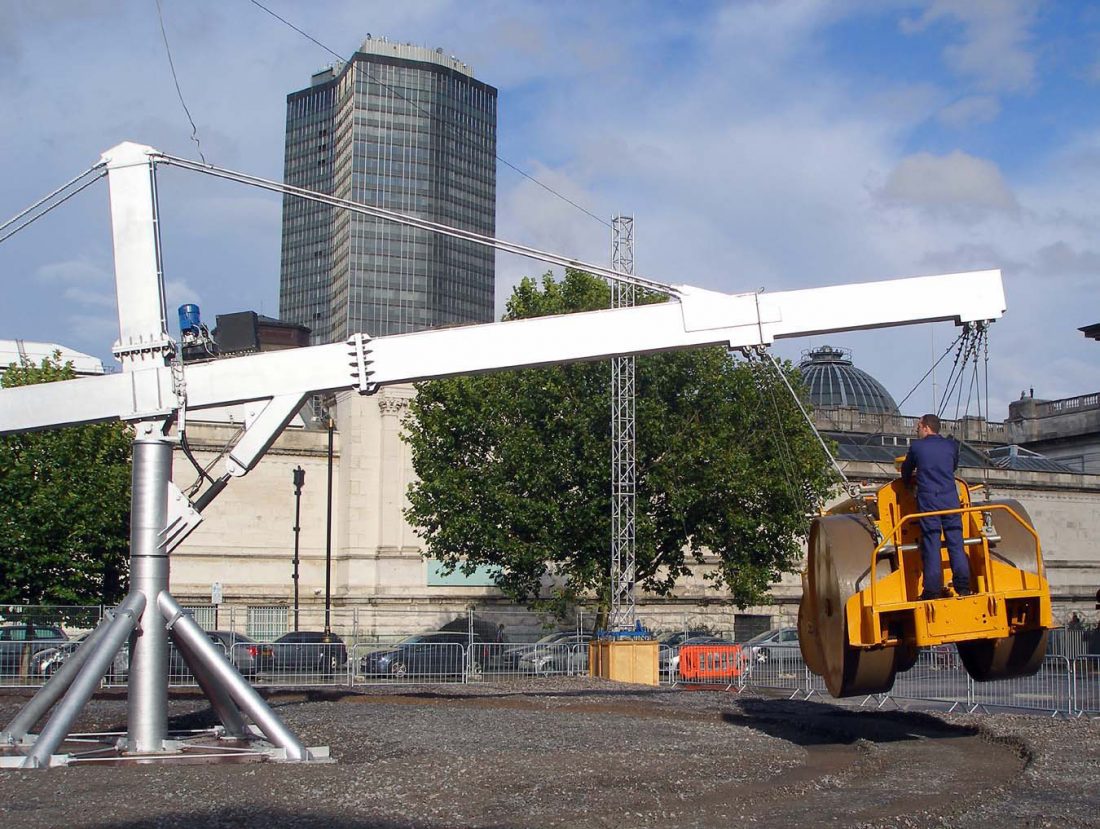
902, 414, 972, 600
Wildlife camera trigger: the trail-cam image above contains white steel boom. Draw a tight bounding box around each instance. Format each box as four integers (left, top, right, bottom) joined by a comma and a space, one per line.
0, 271, 1006, 436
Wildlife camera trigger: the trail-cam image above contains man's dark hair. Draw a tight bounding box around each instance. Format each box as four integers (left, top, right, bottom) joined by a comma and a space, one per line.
920, 414, 941, 434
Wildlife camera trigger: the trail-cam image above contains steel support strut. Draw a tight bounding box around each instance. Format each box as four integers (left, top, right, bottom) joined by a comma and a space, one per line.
160, 593, 310, 760
1, 616, 115, 745
23, 593, 145, 768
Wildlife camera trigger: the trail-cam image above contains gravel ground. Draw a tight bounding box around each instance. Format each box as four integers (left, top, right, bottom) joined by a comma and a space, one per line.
0, 678, 1097, 828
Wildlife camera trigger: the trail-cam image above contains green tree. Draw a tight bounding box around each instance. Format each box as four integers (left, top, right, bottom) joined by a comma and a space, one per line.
0, 355, 132, 605
404, 269, 836, 618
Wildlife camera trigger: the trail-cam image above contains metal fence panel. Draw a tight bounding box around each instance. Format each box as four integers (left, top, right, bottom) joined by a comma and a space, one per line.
886, 650, 973, 709
1073, 656, 1100, 717
477, 642, 558, 680
658, 645, 675, 685
1046, 628, 1093, 660
738, 646, 806, 696
514, 644, 575, 676
247, 639, 349, 686
965, 655, 1073, 715
246, 606, 289, 642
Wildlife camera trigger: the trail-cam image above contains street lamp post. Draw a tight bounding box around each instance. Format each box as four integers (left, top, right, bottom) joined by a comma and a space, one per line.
291, 466, 305, 632
324, 414, 334, 637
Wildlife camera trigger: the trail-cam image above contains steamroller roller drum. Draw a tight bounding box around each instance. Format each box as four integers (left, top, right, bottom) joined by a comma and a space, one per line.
801, 514, 898, 697
981, 498, 1040, 574
893, 642, 919, 674
956, 628, 1049, 682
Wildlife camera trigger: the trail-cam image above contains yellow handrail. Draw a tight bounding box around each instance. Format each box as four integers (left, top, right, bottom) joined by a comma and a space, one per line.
867, 504, 1042, 607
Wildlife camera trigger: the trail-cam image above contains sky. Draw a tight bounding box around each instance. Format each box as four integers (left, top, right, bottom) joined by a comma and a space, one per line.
1, 0, 1098, 419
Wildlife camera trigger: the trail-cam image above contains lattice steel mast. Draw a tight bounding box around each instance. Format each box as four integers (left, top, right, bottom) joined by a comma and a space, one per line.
609, 216, 637, 631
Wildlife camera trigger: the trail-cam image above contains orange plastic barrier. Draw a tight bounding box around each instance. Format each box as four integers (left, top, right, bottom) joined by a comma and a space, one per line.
678, 644, 744, 680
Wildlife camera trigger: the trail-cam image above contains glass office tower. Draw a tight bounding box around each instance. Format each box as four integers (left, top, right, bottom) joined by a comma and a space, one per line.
280, 38, 497, 343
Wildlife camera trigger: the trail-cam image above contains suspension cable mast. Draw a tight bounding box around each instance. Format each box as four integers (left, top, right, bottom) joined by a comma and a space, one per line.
609, 216, 637, 632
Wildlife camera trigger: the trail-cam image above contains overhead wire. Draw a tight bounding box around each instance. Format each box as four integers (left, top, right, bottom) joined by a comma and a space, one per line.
154, 0, 206, 164
0, 168, 107, 245
737, 348, 817, 515
246, 0, 611, 229
893, 328, 967, 414
937, 326, 984, 420
829, 329, 970, 480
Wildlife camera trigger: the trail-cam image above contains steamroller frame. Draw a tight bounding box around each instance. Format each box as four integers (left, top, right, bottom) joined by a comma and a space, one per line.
848, 495, 1052, 651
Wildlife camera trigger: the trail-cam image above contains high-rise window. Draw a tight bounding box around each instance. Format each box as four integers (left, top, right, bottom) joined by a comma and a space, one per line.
279, 39, 497, 343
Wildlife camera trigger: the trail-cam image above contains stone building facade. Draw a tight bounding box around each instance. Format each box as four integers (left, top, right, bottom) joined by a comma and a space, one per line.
170, 380, 1100, 641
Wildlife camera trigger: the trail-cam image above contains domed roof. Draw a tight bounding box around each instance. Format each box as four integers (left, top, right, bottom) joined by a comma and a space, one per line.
798, 346, 899, 414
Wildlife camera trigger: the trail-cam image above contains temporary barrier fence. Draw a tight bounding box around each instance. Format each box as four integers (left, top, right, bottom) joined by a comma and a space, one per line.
5, 603, 1098, 718
966, 655, 1073, 716
736, 648, 806, 697
350, 641, 467, 686
674, 644, 744, 690
1073, 656, 1100, 717
473, 641, 582, 681
1046, 628, 1094, 660
886, 651, 974, 710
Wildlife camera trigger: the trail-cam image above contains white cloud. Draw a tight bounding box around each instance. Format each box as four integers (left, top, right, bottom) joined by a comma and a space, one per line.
1033, 241, 1100, 279
877, 150, 1019, 216
937, 94, 1001, 128
165, 279, 202, 316
35, 259, 111, 284
62, 286, 116, 309
901, 0, 1039, 93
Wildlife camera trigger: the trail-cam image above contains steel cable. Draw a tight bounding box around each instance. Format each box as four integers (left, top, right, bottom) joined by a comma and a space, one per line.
0, 166, 106, 244
153, 153, 675, 295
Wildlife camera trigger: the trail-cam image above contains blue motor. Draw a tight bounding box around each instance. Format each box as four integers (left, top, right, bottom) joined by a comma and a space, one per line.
178, 304, 202, 339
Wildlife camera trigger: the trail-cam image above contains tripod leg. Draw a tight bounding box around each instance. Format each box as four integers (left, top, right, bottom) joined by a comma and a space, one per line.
159, 593, 309, 761
22, 592, 145, 769
170, 630, 251, 740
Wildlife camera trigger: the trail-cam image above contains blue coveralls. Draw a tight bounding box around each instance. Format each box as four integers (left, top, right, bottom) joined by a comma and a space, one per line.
901, 433, 971, 596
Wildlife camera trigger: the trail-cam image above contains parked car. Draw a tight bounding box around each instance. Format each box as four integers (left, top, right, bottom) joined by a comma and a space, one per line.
361, 631, 487, 679
207, 630, 274, 677
30, 631, 128, 682
166, 630, 275, 679
0, 623, 68, 675
270, 631, 347, 673
517, 633, 593, 675
741, 627, 803, 670
655, 630, 712, 648
490, 630, 578, 672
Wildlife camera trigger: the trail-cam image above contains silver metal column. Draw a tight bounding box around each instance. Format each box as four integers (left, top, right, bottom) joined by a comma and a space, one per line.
126, 431, 173, 753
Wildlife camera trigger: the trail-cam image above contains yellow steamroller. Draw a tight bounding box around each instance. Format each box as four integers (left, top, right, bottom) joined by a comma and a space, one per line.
798, 473, 1052, 697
